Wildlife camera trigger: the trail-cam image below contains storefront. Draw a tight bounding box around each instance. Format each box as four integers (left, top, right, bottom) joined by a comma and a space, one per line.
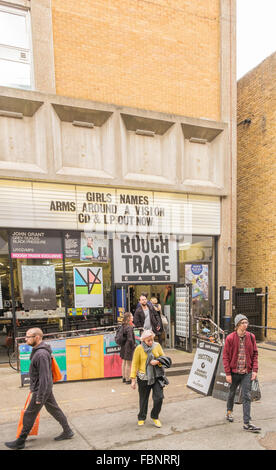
0, 179, 220, 360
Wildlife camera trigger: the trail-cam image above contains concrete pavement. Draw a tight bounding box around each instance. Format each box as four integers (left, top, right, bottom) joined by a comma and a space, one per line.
1, 345, 276, 451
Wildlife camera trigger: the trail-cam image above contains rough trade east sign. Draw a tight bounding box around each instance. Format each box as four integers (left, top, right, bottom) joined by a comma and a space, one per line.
113, 234, 178, 283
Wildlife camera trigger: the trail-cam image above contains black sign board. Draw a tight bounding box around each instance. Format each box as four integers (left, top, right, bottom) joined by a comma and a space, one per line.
212, 346, 240, 403
10, 230, 62, 259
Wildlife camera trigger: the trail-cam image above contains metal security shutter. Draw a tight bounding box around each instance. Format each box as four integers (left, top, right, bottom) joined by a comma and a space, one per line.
187, 195, 220, 235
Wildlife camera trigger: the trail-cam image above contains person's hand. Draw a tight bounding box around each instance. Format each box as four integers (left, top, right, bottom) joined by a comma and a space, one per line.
131, 379, 136, 390
226, 375, 232, 384
156, 326, 160, 331
36, 401, 41, 405
150, 360, 159, 366
251, 372, 257, 381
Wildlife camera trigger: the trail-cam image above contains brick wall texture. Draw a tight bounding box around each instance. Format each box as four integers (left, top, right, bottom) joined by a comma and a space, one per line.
51, 0, 221, 120
237, 53, 276, 340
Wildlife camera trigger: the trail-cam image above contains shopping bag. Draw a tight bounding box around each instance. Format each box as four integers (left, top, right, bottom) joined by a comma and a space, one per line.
16, 392, 40, 438
51, 357, 62, 383
251, 378, 261, 401
235, 378, 261, 404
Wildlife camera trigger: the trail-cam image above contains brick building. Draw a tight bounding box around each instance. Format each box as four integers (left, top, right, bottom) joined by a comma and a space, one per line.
0, 0, 236, 354
237, 52, 276, 341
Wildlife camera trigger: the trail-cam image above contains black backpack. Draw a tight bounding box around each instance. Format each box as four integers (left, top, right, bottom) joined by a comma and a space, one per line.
115, 325, 126, 346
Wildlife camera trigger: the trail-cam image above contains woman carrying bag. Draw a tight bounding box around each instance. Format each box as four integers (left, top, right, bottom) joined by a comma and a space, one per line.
120, 312, 136, 384
130, 329, 169, 428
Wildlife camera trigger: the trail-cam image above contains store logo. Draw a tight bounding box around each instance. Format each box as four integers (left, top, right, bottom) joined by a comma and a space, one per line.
74, 268, 102, 295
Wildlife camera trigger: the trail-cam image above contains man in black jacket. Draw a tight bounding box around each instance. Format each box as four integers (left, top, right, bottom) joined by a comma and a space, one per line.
5, 328, 73, 450
134, 294, 162, 335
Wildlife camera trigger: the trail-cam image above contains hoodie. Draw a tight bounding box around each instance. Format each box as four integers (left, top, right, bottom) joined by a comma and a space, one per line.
29, 341, 53, 403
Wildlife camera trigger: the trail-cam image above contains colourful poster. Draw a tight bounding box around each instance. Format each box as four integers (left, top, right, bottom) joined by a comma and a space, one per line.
19, 338, 67, 386
185, 264, 209, 300
73, 266, 103, 308
80, 233, 109, 262
66, 335, 104, 381
103, 333, 122, 377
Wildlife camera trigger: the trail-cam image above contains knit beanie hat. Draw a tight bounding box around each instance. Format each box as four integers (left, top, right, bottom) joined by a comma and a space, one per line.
141, 330, 155, 341
234, 314, 248, 327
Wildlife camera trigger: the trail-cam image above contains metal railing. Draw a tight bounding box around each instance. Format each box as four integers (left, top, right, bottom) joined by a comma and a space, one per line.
194, 316, 225, 346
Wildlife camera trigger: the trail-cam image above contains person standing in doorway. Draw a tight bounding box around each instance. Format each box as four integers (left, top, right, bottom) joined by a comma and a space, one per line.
223, 314, 261, 433
5, 328, 74, 450
133, 294, 161, 336
120, 312, 136, 384
150, 297, 164, 346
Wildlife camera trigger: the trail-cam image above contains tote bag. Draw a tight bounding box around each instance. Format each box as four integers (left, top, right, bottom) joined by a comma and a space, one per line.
16, 392, 40, 438
51, 357, 62, 383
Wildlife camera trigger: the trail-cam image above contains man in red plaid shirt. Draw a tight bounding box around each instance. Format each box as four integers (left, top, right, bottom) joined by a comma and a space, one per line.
223, 314, 261, 433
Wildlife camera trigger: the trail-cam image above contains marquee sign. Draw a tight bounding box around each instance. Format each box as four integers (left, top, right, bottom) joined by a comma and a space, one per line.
0, 180, 221, 236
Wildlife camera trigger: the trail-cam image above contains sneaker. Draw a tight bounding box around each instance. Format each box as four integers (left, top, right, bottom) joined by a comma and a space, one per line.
137, 420, 145, 426
152, 418, 162, 428
54, 429, 74, 441
5, 438, 25, 450
226, 411, 234, 422
243, 423, 261, 433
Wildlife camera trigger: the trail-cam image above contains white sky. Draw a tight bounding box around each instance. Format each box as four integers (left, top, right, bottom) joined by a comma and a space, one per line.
237, 0, 276, 79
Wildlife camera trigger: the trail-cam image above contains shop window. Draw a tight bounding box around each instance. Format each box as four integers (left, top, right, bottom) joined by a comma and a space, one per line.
0, 4, 33, 89
178, 235, 214, 317
64, 231, 113, 328
0, 230, 13, 361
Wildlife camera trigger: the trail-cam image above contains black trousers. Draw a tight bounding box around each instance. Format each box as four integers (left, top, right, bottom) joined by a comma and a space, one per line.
20, 388, 70, 440
137, 377, 164, 421
226, 372, 252, 424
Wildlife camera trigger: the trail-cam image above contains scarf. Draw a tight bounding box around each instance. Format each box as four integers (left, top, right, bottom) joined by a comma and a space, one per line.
141, 341, 159, 386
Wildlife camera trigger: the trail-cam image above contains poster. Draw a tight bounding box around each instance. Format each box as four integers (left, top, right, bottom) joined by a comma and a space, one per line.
187, 341, 221, 395
64, 231, 81, 258
10, 230, 63, 259
21, 265, 56, 310
80, 232, 109, 262
104, 333, 122, 377
19, 338, 67, 386
73, 266, 104, 308
113, 233, 178, 283
185, 264, 209, 300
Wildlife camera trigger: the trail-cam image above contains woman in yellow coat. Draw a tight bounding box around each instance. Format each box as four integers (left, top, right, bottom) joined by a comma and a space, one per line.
130, 329, 165, 428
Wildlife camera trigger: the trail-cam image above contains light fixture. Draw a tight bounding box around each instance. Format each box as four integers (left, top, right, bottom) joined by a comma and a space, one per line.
72, 120, 94, 128
135, 129, 155, 137
189, 137, 208, 144
0, 110, 23, 119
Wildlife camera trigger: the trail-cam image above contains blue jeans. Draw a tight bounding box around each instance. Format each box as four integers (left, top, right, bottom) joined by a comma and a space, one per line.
227, 372, 252, 424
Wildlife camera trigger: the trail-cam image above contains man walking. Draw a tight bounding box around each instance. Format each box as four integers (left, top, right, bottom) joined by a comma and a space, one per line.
223, 314, 261, 432
5, 328, 74, 450
133, 294, 162, 336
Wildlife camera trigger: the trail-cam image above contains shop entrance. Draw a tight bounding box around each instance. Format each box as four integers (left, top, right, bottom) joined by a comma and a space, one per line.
116, 284, 173, 317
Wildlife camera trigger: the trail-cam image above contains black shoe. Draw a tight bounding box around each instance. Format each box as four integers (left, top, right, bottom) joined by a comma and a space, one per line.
5, 439, 25, 450
54, 429, 74, 441
243, 423, 261, 433
122, 378, 126, 383
125, 380, 131, 384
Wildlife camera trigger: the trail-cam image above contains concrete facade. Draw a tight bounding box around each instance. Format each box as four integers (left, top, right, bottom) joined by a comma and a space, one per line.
0, 0, 237, 321
237, 53, 276, 340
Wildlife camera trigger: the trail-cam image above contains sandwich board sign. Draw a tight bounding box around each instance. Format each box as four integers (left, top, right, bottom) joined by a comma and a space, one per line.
187, 341, 221, 395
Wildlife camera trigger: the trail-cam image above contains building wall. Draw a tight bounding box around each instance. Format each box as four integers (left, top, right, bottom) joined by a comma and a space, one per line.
51, 0, 221, 120
237, 53, 276, 340
0, 0, 237, 323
